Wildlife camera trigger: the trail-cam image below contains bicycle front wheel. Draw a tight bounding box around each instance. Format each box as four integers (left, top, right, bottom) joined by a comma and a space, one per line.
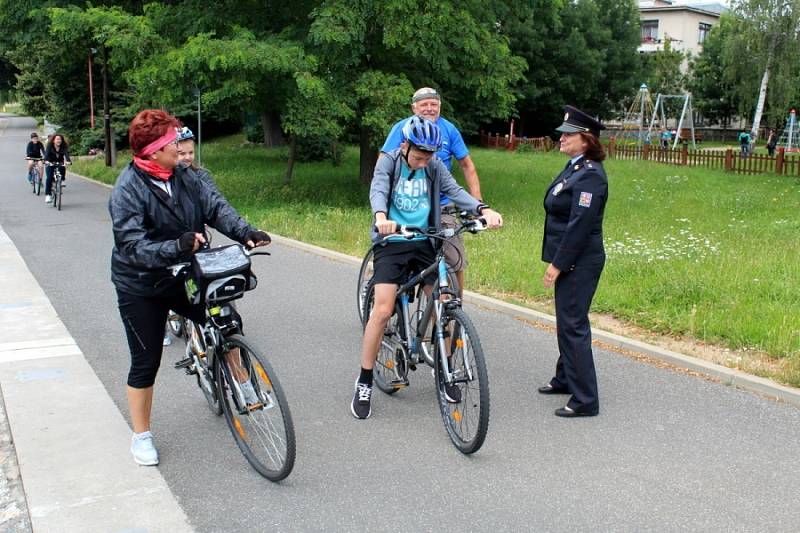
434, 308, 490, 454
216, 334, 295, 481
56, 180, 62, 211
363, 280, 406, 395
356, 247, 374, 326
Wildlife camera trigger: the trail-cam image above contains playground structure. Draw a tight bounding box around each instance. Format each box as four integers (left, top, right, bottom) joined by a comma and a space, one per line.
777, 109, 798, 152
620, 84, 655, 146
646, 93, 697, 150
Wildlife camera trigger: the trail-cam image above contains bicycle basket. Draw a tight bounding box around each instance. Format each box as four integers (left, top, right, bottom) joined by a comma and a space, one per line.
187, 245, 257, 306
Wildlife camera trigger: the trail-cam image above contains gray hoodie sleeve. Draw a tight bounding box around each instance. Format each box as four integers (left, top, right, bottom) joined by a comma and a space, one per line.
434, 159, 481, 214
369, 153, 395, 217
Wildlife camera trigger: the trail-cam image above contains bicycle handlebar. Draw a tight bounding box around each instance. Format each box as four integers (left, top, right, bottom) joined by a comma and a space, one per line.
377, 217, 487, 242
167, 242, 270, 277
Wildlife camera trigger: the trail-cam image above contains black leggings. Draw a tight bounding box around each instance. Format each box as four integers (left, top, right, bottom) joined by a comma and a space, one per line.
117, 289, 206, 388
45, 165, 65, 195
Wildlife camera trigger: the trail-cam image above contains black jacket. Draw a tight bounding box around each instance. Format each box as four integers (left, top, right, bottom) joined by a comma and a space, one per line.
542, 157, 608, 271
109, 162, 254, 297
44, 143, 71, 165
26, 141, 45, 159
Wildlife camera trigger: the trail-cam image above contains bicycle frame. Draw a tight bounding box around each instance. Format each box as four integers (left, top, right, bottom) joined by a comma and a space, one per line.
384, 223, 481, 386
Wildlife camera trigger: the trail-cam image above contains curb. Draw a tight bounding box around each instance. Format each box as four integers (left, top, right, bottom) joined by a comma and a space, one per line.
269, 234, 800, 409
69, 171, 800, 408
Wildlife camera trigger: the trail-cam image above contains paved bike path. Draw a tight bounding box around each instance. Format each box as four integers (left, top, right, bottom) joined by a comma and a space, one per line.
0, 115, 192, 532
1, 113, 799, 532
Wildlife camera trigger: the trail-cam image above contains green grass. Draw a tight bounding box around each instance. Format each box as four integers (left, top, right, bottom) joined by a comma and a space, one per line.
72, 135, 800, 386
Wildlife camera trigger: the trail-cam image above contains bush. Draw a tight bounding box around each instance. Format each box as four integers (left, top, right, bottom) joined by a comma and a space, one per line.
244, 121, 263, 144
296, 135, 341, 165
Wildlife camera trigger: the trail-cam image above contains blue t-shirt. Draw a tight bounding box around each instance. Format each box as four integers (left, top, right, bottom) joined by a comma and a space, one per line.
382, 116, 469, 206
387, 162, 431, 242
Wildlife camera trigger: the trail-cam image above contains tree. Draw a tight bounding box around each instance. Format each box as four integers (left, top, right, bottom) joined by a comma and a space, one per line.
688, 18, 738, 127
496, 0, 641, 135
727, 0, 800, 140
639, 39, 686, 96
307, 0, 526, 182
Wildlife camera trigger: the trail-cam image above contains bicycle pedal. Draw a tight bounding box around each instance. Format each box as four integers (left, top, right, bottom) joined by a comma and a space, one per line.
174, 357, 193, 369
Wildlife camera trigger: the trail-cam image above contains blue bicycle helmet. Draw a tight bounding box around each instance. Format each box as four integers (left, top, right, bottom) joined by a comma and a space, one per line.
176, 126, 195, 142
401, 116, 442, 152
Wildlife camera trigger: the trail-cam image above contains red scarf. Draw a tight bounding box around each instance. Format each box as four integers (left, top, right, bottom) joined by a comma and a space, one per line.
133, 156, 173, 181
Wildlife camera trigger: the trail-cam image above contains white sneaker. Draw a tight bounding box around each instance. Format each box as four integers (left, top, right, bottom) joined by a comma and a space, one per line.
239, 380, 261, 405
45, 195, 52, 203
130, 431, 159, 466
162, 333, 172, 346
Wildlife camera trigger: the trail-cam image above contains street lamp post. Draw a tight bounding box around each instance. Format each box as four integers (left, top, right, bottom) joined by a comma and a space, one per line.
193, 86, 202, 166
88, 48, 96, 129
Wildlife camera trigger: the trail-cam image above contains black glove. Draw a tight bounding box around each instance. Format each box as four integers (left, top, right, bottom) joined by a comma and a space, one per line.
245, 230, 271, 248
176, 232, 197, 253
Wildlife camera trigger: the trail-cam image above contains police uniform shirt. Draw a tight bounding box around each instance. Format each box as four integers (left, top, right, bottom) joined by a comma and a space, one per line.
542, 157, 608, 272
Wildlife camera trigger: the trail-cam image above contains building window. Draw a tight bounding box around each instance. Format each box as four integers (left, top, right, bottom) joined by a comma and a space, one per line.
642, 20, 659, 43
698, 22, 712, 44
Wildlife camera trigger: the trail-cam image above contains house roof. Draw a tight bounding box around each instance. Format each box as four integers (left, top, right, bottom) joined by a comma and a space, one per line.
639, 1, 726, 17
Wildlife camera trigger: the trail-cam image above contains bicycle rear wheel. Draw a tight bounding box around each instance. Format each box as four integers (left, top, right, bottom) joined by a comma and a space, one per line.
189, 321, 221, 415
217, 334, 295, 481
362, 280, 406, 395
356, 247, 374, 326
434, 308, 490, 454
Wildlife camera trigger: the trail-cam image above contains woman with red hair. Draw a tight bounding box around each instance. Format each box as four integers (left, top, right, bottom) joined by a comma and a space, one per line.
110, 109, 270, 465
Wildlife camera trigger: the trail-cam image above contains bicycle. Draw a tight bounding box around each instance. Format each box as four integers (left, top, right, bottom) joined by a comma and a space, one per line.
26, 157, 43, 195
362, 217, 490, 454
45, 162, 67, 210
357, 230, 459, 327
169, 242, 296, 480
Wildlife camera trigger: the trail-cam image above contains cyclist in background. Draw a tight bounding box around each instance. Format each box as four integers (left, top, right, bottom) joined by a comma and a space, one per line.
176, 126, 217, 190
381, 88, 483, 298
25, 132, 45, 183
44, 134, 71, 204
352, 116, 502, 420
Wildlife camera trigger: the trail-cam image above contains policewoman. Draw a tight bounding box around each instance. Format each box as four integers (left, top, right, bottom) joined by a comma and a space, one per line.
539, 105, 608, 418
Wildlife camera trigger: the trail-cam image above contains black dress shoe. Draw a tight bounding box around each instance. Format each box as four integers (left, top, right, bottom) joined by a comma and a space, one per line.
537, 384, 570, 395
554, 406, 598, 418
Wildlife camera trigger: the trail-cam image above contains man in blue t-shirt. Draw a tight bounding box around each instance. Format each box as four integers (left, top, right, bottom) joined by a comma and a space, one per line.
380, 87, 483, 295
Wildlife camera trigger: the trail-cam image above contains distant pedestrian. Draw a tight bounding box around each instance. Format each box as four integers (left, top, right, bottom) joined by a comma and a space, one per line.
538, 105, 608, 418
738, 129, 752, 158
766, 129, 777, 157
660, 127, 671, 148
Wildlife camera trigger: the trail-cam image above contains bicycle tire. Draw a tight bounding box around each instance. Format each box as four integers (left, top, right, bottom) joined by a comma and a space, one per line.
51, 177, 59, 209
56, 180, 62, 211
362, 280, 405, 395
216, 334, 295, 481
190, 321, 221, 415
167, 314, 186, 341
34, 173, 42, 196
356, 247, 374, 326
433, 308, 490, 454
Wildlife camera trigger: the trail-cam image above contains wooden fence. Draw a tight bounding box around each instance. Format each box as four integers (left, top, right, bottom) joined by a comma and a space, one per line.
479, 132, 800, 177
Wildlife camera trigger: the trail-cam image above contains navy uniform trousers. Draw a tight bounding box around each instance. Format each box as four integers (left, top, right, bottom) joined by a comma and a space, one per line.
550, 264, 603, 413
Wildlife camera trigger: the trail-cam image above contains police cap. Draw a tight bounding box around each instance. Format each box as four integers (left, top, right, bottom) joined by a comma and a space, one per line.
555, 105, 605, 138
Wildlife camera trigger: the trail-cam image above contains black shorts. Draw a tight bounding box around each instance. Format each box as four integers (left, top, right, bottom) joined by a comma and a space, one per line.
372, 240, 437, 286
117, 288, 242, 388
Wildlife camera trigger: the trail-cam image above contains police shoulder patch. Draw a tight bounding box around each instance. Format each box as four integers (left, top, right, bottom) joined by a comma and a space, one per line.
578, 192, 593, 208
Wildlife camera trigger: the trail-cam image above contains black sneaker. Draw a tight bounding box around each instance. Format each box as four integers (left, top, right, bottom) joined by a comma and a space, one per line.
350, 379, 372, 419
